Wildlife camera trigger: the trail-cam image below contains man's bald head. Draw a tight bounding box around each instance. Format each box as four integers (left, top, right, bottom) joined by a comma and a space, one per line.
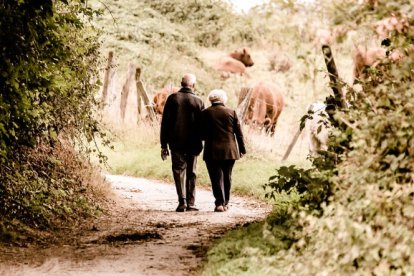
181, 73, 196, 88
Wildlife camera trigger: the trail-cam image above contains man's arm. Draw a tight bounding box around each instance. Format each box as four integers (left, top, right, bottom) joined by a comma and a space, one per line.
160, 97, 172, 149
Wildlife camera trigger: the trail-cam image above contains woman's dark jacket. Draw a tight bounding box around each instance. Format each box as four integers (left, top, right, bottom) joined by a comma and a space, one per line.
160, 87, 205, 155
200, 102, 246, 161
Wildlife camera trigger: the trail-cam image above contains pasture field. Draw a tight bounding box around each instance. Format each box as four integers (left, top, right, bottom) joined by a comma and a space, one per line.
95, 39, 355, 199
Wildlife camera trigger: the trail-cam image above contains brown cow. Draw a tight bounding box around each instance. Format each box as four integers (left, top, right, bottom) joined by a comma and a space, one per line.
214, 47, 254, 80
241, 81, 284, 135
353, 44, 412, 81
268, 53, 291, 73
353, 45, 387, 81
353, 15, 410, 81
153, 86, 179, 115
375, 15, 409, 39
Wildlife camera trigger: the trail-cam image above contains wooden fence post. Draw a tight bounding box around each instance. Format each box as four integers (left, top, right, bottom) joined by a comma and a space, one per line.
282, 45, 345, 161
135, 67, 156, 122
119, 63, 136, 121
101, 51, 114, 107
322, 45, 347, 109
236, 87, 252, 122
136, 68, 142, 117
282, 128, 302, 161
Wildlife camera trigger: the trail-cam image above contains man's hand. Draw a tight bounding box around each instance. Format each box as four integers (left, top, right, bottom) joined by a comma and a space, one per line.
161, 148, 169, 160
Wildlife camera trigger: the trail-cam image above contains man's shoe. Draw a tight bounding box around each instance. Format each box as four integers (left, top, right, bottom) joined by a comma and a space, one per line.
223, 204, 229, 211
214, 205, 225, 212
176, 204, 186, 212
186, 206, 199, 211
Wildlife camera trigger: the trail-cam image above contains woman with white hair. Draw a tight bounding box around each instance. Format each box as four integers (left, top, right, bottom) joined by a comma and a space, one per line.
200, 89, 246, 212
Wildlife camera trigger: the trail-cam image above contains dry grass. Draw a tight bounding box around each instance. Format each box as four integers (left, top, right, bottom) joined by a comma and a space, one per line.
98, 43, 341, 166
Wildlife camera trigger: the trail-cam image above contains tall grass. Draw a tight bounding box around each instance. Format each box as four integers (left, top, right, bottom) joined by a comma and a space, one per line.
97, 119, 309, 200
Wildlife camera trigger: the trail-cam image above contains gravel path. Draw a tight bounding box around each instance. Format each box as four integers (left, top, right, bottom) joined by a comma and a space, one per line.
0, 175, 271, 276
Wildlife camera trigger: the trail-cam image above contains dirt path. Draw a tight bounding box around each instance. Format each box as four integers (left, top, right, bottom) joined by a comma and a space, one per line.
0, 175, 271, 276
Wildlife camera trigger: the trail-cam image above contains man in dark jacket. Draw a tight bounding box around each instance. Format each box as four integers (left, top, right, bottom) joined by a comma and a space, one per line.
200, 89, 246, 212
160, 73, 205, 212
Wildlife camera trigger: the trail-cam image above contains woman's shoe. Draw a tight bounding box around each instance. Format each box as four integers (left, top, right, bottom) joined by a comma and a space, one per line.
214, 205, 225, 212
186, 206, 199, 211
176, 204, 186, 212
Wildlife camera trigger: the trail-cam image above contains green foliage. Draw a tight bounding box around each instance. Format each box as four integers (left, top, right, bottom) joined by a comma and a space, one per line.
259, 0, 414, 274
264, 165, 332, 212
0, 0, 105, 161
143, 0, 254, 47
0, 0, 109, 242
0, 143, 106, 244
202, 203, 299, 276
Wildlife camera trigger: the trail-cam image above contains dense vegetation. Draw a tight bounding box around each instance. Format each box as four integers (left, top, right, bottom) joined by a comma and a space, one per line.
203, 0, 414, 275
0, 0, 108, 243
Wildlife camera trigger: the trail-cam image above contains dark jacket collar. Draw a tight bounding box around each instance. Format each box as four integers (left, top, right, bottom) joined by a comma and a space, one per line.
211, 102, 225, 107
179, 87, 194, 94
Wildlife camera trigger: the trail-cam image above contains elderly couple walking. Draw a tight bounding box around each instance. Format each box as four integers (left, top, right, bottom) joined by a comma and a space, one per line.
160, 73, 246, 212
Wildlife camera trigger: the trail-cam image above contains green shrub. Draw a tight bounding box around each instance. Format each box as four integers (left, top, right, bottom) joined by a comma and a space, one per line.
0, 1, 106, 161
0, 0, 109, 243
260, 1, 414, 274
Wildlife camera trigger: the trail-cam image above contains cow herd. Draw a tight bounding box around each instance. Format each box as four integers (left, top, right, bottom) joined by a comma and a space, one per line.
150, 13, 412, 156
151, 47, 286, 137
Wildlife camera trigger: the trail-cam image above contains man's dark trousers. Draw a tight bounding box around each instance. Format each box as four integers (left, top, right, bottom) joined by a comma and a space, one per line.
205, 160, 235, 207
171, 151, 197, 206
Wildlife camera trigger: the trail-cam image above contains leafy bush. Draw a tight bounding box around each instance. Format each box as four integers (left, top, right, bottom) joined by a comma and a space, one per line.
0, 0, 109, 242
260, 0, 414, 274
0, 0, 105, 161
0, 141, 109, 244
264, 165, 333, 212
143, 0, 255, 47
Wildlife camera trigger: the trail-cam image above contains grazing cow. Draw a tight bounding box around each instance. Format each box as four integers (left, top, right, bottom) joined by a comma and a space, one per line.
214, 47, 254, 80
153, 86, 179, 115
354, 16, 410, 81
353, 43, 412, 81
240, 81, 284, 135
353, 45, 387, 81
375, 15, 409, 39
269, 54, 291, 73
304, 102, 330, 155
312, 26, 350, 46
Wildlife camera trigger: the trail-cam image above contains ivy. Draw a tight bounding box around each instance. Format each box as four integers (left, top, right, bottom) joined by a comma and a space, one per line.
0, 0, 104, 162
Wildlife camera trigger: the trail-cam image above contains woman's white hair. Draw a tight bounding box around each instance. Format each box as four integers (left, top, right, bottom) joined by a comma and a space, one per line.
208, 89, 228, 104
